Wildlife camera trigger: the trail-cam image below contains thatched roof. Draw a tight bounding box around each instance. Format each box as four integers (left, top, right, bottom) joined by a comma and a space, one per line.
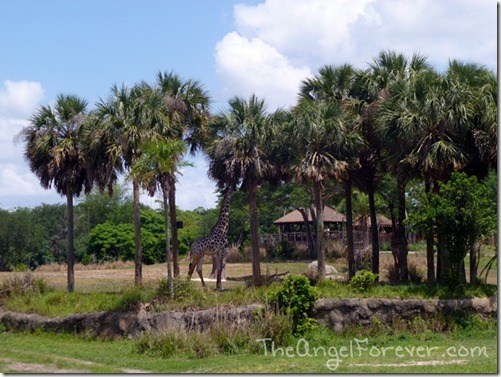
274, 206, 346, 225
353, 215, 392, 228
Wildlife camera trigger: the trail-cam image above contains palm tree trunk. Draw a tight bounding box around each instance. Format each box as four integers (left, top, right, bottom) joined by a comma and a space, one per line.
396, 174, 408, 282
298, 207, 315, 258
314, 182, 325, 280
162, 177, 174, 299
66, 186, 75, 293
436, 229, 448, 283
168, 174, 180, 277
132, 179, 142, 286
249, 182, 261, 286
368, 183, 379, 279
344, 180, 356, 279
425, 181, 435, 283
470, 241, 478, 285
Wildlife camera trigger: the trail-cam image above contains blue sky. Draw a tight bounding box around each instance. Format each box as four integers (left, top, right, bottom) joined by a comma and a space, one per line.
0, 0, 497, 211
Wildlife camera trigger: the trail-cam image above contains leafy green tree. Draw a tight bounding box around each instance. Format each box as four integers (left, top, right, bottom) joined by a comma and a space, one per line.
408, 172, 496, 286
88, 222, 135, 262
0, 208, 46, 270
88, 209, 164, 265
76, 184, 132, 229
22, 94, 91, 291
30, 203, 67, 264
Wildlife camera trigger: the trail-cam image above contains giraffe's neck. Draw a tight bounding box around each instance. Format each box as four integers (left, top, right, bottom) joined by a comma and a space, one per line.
212, 186, 233, 235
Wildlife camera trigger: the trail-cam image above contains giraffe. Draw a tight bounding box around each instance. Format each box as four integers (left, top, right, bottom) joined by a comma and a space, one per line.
187, 184, 233, 290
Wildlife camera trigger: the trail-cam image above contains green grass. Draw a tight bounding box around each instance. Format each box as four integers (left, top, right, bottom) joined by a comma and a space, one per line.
315, 279, 497, 300
2, 272, 497, 317
0, 265, 497, 373
0, 322, 496, 373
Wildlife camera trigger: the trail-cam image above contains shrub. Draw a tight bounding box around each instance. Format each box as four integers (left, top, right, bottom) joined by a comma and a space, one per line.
267, 275, 318, 335
0, 273, 51, 301
408, 263, 424, 283
113, 286, 150, 311
349, 270, 378, 293
325, 240, 346, 259
386, 262, 399, 283
226, 244, 247, 263
355, 247, 372, 271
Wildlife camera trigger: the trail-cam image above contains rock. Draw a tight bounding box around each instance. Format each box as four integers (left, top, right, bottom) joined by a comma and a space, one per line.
0, 297, 496, 338
307, 260, 338, 275
313, 296, 497, 333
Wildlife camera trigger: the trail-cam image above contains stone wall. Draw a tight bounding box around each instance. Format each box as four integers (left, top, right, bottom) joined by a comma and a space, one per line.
314, 296, 497, 332
0, 297, 496, 339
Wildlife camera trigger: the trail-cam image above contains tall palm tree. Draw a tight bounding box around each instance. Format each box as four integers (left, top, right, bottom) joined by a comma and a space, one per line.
369, 50, 431, 282
22, 94, 91, 292
207, 95, 281, 286
437, 61, 497, 282
298, 64, 365, 279
155, 71, 210, 277
131, 138, 189, 298
286, 99, 361, 280
93, 83, 159, 285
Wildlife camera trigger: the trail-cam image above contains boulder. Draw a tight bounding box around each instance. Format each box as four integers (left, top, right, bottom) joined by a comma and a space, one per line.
307, 260, 338, 276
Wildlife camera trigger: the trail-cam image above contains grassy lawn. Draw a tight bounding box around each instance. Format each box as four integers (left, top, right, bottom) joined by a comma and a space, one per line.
0, 256, 497, 373
0, 328, 496, 373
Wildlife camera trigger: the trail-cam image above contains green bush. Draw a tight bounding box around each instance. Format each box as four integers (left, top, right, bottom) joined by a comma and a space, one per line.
267, 275, 318, 335
0, 273, 51, 301
349, 270, 378, 293
113, 287, 151, 311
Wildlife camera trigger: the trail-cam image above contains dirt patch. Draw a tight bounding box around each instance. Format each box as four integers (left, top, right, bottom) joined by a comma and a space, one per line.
349, 359, 468, 367
0, 355, 150, 374
0, 358, 89, 373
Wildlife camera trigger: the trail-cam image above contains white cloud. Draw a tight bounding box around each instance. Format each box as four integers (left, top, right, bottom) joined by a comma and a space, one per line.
215, 0, 496, 111
175, 154, 219, 210
215, 32, 311, 110
233, 0, 371, 65
350, 0, 497, 70
0, 80, 44, 118
0, 80, 59, 209
138, 154, 218, 211
0, 164, 47, 196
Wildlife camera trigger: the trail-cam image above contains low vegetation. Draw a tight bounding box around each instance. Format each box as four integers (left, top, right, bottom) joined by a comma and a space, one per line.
0, 269, 497, 373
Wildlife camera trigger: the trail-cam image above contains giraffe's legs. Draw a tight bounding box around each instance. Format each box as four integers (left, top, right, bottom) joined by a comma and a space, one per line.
214, 254, 224, 291
187, 254, 207, 287
209, 254, 227, 280
196, 257, 206, 287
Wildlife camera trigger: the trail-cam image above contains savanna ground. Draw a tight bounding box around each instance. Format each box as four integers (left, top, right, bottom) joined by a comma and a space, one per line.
0, 250, 497, 373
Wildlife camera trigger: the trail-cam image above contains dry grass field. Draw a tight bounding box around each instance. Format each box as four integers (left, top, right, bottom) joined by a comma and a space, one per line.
0, 260, 311, 292
0, 249, 496, 292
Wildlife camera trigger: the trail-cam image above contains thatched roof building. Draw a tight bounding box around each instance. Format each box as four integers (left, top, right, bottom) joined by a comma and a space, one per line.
273, 206, 346, 225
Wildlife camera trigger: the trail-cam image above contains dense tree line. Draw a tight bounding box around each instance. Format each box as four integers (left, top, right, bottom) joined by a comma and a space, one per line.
0, 185, 215, 272
11, 50, 497, 291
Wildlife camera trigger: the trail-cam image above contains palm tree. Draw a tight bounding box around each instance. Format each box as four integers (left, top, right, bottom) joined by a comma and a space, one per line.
93, 83, 159, 285
298, 64, 365, 279
22, 94, 91, 292
131, 138, 189, 298
207, 95, 281, 286
369, 50, 431, 282
436, 61, 497, 283
286, 99, 361, 280
155, 71, 210, 277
